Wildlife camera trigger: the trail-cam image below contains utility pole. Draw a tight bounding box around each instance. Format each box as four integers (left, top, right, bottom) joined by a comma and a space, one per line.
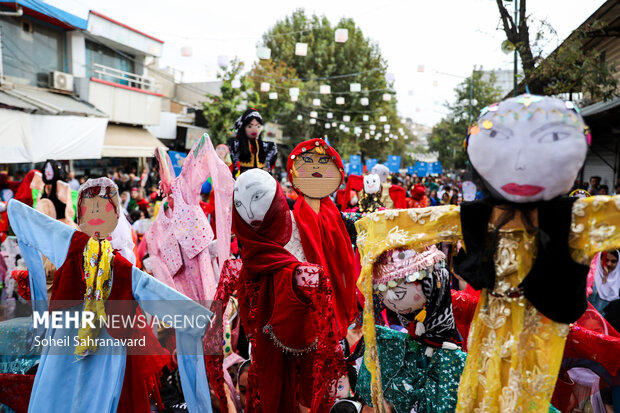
512, 0, 518, 96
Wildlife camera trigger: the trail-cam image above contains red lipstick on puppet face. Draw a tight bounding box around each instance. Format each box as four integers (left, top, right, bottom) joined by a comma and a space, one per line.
88, 218, 105, 226
501, 183, 544, 196
312, 172, 323, 178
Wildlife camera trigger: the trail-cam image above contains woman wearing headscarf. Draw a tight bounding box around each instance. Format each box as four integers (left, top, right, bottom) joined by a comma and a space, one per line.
227, 108, 278, 176
589, 250, 620, 313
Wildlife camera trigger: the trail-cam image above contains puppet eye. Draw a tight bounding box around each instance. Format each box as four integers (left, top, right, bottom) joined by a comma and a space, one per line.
394, 289, 406, 300
539, 131, 570, 143
252, 191, 266, 201
487, 129, 510, 140
318, 156, 330, 164
234, 200, 243, 208
301, 156, 313, 163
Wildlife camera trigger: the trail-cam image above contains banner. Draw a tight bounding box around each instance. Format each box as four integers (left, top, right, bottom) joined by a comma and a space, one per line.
365, 158, 378, 171
414, 161, 428, 177
168, 151, 187, 176
407, 166, 416, 175
431, 161, 443, 175
349, 155, 362, 175
386, 155, 401, 173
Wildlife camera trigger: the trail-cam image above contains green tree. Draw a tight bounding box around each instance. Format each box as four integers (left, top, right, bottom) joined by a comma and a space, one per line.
247, 59, 301, 123
202, 58, 258, 145
258, 9, 410, 161
495, 0, 617, 101
429, 69, 503, 170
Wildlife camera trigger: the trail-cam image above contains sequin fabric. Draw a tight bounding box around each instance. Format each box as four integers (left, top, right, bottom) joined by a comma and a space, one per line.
356, 325, 466, 413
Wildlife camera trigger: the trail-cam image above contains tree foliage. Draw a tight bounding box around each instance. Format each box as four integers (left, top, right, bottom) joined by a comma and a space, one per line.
256, 9, 413, 161
495, 0, 617, 101
429, 69, 503, 170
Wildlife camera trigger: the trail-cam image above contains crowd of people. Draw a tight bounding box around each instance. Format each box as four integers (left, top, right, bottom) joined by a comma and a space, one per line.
0, 97, 619, 413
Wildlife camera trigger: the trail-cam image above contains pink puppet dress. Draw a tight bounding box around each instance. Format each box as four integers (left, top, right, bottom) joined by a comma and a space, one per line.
145, 134, 234, 302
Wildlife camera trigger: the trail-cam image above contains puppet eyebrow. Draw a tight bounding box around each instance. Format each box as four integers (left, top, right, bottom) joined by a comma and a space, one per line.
530, 121, 572, 137
244, 182, 261, 190
487, 123, 514, 137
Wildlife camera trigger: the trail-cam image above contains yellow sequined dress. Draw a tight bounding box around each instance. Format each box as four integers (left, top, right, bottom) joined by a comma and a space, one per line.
355, 196, 620, 413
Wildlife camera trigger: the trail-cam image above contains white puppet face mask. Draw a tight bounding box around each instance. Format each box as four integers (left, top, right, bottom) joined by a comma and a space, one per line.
364, 174, 381, 194
468, 95, 588, 203
234, 169, 277, 229
371, 164, 390, 183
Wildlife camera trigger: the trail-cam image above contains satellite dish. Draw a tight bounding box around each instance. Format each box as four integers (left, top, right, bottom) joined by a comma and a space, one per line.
501, 40, 515, 54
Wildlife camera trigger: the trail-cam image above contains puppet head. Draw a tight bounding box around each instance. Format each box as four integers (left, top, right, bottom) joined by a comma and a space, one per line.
234, 108, 264, 140
412, 184, 426, 201
77, 178, 120, 240
364, 174, 381, 195
287, 138, 344, 199
233, 169, 277, 229
42, 159, 66, 184
467, 94, 588, 203
215, 144, 232, 166
371, 164, 390, 183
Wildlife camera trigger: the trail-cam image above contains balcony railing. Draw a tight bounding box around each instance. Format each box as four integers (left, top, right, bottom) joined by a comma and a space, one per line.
90, 63, 160, 93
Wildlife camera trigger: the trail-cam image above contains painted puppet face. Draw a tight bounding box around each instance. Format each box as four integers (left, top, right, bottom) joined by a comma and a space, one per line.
244, 119, 262, 139
78, 188, 119, 240
292, 151, 341, 198
468, 95, 588, 203
462, 181, 477, 202
215, 144, 230, 161
377, 281, 426, 314
364, 174, 381, 194
234, 169, 277, 228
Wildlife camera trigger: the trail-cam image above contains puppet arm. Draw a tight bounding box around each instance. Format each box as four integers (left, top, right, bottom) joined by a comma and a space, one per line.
7, 200, 75, 310
131, 267, 214, 413
569, 195, 620, 264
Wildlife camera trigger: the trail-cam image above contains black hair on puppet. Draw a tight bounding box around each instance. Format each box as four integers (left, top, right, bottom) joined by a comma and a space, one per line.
234, 108, 266, 165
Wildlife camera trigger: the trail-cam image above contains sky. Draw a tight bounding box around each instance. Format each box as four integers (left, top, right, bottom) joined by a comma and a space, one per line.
47, 0, 607, 127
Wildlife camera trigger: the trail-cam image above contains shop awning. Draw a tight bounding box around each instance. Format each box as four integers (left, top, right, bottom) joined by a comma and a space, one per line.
102, 124, 168, 158
0, 108, 107, 163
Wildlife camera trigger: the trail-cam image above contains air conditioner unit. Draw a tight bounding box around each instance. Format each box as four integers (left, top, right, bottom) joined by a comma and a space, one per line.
50, 71, 74, 92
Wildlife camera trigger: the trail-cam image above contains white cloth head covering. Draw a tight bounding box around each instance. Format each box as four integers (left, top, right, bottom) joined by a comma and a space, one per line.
594, 251, 620, 301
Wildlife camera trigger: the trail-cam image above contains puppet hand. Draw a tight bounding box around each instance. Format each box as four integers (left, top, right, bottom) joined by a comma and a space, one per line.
442, 342, 458, 350
294, 264, 321, 288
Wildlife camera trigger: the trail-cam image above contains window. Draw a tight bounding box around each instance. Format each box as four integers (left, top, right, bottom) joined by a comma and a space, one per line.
0, 17, 64, 87
86, 40, 135, 86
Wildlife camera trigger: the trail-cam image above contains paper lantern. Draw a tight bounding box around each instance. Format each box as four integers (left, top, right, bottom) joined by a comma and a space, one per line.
335, 28, 348, 43
417, 65, 424, 73
339, 124, 345, 130
297, 115, 303, 121
384, 124, 390, 130
332, 122, 337, 127
365, 133, 370, 139
379, 116, 387, 122
433, 80, 439, 87
320, 85, 331, 94
310, 111, 318, 118
327, 112, 333, 119
295, 42, 308, 56
350, 83, 361, 92
360, 97, 369, 106
325, 123, 331, 129
310, 118, 317, 124
336, 97, 345, 105
385, 137, 390, 142
354, 127, 362, 135
369, 124, 376, 131
376, 132, 382, 138
289, 87, 300, 97
260, 82, 270, 92
231, 78, 241, 89
257, 47, 271, 60
370, 130, 375, 135
291, 95, 298, 102
363, 115, 369, 121
313, 98, 321, 106
382, 93, 391, 101
344, 127, 350, 132
269, 92, 278, 100
181, 46, 193, 57
343, 115, 351, 122
217, 55, 229, 67
386, 73, 395, 82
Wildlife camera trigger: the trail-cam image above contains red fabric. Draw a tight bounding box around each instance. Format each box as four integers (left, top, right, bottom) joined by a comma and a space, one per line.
12, 270, 30, 301
49, 232, 170, 413
0, 172, 20, 194
293, 196, 357, 338
0, 373, 35, 413
340, 175, 363, 212
389, 185, 407, 208
136, 198, 149, 215
335, 189, 346, 209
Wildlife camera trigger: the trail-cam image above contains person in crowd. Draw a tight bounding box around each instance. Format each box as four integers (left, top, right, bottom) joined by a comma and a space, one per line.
588, 175, 601, 195
599, 184, 609, 195
67, 171, 80, 191
589, 250, 620, 313
429, 189, 439, 206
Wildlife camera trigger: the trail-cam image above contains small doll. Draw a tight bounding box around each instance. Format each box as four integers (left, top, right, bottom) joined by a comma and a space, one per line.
358, 174, 384, 214
227, 108, 278, 175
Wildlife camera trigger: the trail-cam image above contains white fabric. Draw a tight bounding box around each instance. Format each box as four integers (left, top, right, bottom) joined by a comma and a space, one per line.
284, 212, 307, 262
594, 252, 620, 301
109, 211, 136, 265
0, 109, 108, 163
